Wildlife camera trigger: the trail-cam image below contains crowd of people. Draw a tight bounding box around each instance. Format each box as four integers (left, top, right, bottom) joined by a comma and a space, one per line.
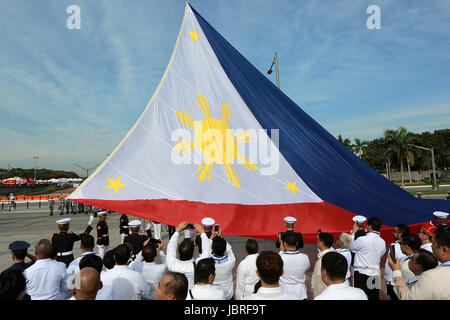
0, 209, 449, 301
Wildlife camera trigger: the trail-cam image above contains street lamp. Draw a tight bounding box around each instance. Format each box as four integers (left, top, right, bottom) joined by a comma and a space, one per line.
74, 163, 101, 178
267, 52, 280, 89
32, 156, 39, 180
408, 144, 438, 190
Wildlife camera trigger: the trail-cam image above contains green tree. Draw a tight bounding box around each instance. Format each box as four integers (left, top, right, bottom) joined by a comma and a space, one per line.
383, 127, 413, 187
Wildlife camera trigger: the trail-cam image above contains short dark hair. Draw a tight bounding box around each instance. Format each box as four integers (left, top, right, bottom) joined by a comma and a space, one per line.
178, 239, 194, 261
194, 258, 215, 284
245, 239, 258, 255
142, 245, 157, 263
36, 239, 54, 259
80, 234, 95, 250
368, 217, 383, 231
12, 249, 27, 261
79, 254, 103, 274
396, 224, 410, 237
434, 226, 450, 248
212, 237, 227, 257
0, 270, 26, 300
284, 233, 298, 247
103, 249, 116, 270
164, 272, 188, 300
114, 244, 131, 265
321, 251, 348, 281
414, 249, 438, 272
256, 250, 283, 285
318, 232, 334, 248
401, 234, 422, 251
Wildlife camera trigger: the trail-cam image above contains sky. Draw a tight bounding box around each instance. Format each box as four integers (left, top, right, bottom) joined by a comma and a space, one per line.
0, 0, 449, 176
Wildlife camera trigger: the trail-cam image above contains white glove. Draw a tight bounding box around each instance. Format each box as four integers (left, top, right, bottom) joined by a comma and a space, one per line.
88, 214, 94, 226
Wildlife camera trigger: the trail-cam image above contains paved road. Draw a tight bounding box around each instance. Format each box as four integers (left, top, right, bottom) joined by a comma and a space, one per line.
0, 207, 390, 300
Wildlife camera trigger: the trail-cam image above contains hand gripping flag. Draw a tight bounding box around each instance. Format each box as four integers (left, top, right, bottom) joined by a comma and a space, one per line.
69, 3, 449, 243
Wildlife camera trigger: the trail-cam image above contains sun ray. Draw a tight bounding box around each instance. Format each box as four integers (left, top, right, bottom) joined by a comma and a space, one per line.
225, 163, 241, 188
176, 111, 195, 129
196, 160, 206, 174
207, 163, 213, 180
198, 162, 211, 181
197, 94, 212, 119
237, 153, 258, 171
173, 142, 195, 151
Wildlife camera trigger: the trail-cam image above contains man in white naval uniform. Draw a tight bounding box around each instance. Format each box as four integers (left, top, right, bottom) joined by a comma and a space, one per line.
244, 250, 296, 300
315, 252, 368, 300
166, 222, 211, 289
24, 239, 68, 300
278, 232, 310, 300
348, 217, 386, 300
388, 227, 450, 299
235, 239, 259, 300
100, 244, 152, 300
186, 257, 225, 300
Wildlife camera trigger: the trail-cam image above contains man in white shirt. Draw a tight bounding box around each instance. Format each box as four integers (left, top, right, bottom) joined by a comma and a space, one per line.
278, 232, 310, 300
24, 239, 68, 300
384, 223, 409, 300
349, 216, 386, 300
315, 251, 367, 300
100, 244, 152, 300
398, 233, 422, 284
335, 233, 352, 283
235, 239, 259, 300
244, 250, 296, 300
186, 257, 225, 300
312, 232, 334, 298
166, 222, 211, 289
388, 227, 450, 299
208, 235, 235, 300
418, 221, 436, 253
129, 240, 167, 299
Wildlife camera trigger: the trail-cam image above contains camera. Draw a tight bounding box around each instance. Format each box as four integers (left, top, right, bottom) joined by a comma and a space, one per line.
214, 224, 220, 232
186, 223, 195, 230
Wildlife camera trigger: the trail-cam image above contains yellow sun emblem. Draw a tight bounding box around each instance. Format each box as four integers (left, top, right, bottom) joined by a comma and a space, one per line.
174, 93, 258, 189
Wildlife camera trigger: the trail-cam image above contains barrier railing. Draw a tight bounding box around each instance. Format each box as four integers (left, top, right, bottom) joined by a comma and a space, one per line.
0, 194, 69, 202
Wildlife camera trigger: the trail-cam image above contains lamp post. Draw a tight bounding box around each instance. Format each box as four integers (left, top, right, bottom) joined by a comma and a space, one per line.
33, 156, 39, 180
408, 144, 438, 190
74, 163, 101, 178
267, 52, 280, 89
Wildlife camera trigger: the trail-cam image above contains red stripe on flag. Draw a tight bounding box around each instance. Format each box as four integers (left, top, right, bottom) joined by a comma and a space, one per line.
72, 198, 410, 244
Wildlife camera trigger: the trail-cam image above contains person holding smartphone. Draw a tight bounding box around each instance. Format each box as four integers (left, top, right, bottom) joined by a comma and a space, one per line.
275, 217, 303, 250
193, 217, 215, 255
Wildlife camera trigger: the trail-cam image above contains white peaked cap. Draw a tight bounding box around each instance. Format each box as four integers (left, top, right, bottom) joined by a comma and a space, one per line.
56, 218, 71, 224
433, 211, 449, 218
352, 215, 367, 223
201, 217, 215, 226
128, 219, 141, 227
97, 211, 108, 216
284, 216, 297, 223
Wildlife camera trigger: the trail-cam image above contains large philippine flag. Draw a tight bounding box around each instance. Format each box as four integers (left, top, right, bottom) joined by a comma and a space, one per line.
68, 3, 449, 243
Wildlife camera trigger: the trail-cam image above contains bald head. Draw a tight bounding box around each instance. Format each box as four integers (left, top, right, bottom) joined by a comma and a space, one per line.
35, 239, 54, 259
73, 267, 101, 300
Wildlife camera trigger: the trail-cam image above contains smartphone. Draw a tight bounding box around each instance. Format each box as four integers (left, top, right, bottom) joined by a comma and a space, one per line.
317, 229, 322, 233
186, 223, 195, 230
214, 224, 220, 232
390, 244, 396, 261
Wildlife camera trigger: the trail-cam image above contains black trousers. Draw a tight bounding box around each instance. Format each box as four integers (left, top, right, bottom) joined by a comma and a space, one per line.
353, 271, 380, 300
386, 283, 399, 300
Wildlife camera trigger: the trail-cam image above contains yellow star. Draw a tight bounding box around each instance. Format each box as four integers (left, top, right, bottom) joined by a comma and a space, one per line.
188, 28, 200, 42
285, 180, 300, 195
105, 176, 127, 194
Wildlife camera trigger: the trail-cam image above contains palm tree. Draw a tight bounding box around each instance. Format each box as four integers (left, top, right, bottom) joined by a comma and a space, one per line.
405, 150, 414, 183
353, 138, 367, 158
383, 127, 413, 188
337, 134, 353, 150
